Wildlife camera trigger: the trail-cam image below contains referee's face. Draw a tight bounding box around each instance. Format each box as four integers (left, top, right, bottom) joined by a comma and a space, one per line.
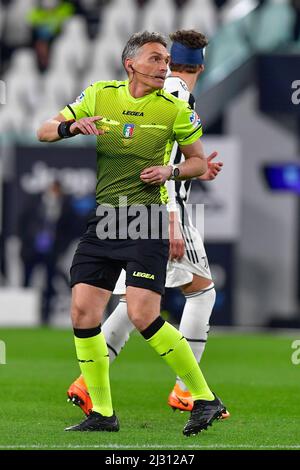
131, 42, 169, 90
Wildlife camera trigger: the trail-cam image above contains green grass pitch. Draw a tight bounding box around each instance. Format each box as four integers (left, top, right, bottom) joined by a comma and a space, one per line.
0, 328, 299, 450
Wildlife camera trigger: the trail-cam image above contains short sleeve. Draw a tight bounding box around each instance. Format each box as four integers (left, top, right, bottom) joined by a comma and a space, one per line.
60, 84, 95, 120
173, 105, 203, 146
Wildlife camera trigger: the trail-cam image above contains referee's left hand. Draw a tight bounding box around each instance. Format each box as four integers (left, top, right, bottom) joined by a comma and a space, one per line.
140, 166, 172, 185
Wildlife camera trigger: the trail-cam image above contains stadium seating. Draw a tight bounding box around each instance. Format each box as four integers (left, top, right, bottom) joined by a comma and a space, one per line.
1, 0, 34, 49
0, 0, 297, 137
180, 0, 217, 37
2, 49, 40, 134
100, 0, 136, 41
88, 34, 126, 83
50, 16, 91, 75
139, 0, 176, 36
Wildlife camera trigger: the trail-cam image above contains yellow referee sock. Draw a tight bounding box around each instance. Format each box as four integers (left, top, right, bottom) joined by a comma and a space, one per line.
142, 317, 214, 401
74, 325, 113, 417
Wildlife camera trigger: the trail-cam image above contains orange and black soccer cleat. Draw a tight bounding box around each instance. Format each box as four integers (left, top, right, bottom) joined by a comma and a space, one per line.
168, 383, 194, 412
168, 384, 230, 419
67, 376, 93, 416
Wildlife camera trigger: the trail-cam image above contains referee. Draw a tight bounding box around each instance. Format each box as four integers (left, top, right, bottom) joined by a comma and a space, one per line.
37, 31, 224, 436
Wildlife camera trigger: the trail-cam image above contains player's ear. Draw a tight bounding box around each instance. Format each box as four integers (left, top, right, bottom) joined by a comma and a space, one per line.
197, 64, 204, 78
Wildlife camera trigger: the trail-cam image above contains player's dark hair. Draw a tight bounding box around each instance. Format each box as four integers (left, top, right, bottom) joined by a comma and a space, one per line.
122, 31, 167, 69
169, 29, 208, 73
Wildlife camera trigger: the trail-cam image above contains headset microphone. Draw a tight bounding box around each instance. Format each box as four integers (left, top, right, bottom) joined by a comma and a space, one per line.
130, 66, 161, 79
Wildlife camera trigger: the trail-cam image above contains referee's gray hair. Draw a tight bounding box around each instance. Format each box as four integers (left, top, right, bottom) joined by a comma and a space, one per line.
122, 31, 167, 69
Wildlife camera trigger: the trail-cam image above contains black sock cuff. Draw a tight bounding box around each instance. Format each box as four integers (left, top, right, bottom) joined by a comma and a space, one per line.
73, 324, 101, 338
141, 316, 165, 340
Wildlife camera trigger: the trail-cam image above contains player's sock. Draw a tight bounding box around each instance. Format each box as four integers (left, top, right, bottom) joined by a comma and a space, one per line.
74, 324, 113, 417
102, 299, 134, 362
141, 317, 214, 401
176, 284, 216, 391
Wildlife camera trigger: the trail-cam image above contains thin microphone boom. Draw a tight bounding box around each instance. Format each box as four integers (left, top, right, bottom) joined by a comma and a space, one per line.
131, 67, 161, 79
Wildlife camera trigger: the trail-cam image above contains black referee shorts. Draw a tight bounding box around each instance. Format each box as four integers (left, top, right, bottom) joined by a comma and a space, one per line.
70, 207, 169, 295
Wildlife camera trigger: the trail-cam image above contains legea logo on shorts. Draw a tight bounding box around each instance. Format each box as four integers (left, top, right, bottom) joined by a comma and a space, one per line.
132, 271, 155, 280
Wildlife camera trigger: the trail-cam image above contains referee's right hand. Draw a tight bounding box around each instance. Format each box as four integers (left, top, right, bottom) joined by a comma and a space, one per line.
70, 116, 105, 136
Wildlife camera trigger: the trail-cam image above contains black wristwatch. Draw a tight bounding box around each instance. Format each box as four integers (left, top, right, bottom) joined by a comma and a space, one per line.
169, 165, 180, 180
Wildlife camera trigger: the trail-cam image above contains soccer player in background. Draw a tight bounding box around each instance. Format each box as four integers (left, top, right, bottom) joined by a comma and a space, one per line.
37, 31, 225, 435
67, 30, 229, 419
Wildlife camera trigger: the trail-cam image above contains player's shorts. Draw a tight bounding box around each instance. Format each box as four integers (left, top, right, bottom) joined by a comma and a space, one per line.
165, 221, 211, 287
113, 217, 211, 295
70, 207, 169, 295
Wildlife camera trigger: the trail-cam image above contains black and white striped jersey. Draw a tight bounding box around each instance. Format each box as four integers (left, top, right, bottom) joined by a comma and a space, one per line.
164, 76, 196, 207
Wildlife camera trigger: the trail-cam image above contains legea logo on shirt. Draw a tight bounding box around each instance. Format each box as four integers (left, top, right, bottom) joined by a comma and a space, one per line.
123, 123, 135, 138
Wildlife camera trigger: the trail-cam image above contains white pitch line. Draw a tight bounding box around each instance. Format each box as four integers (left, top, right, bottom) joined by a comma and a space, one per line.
0, 444, 300, 449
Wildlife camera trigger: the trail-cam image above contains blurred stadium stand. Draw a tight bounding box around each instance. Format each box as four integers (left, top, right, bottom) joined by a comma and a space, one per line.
0, 0, 300, 327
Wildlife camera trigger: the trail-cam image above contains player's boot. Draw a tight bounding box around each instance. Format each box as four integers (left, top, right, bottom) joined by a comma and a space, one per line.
183, 393, 225, 436
168, 383, 193, 412
168, 383, 230, 419
65, 411, 119, 432
67, 375, 92, 416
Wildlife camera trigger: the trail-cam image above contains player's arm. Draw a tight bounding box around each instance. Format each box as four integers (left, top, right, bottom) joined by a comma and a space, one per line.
168, 209, 185, 260
199, 151, 223, 181
37, 113, 104, 142
165, 179, 185, 260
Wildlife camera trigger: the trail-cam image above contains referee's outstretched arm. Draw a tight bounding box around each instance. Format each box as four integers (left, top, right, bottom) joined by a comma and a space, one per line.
37, 113, 104, 142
